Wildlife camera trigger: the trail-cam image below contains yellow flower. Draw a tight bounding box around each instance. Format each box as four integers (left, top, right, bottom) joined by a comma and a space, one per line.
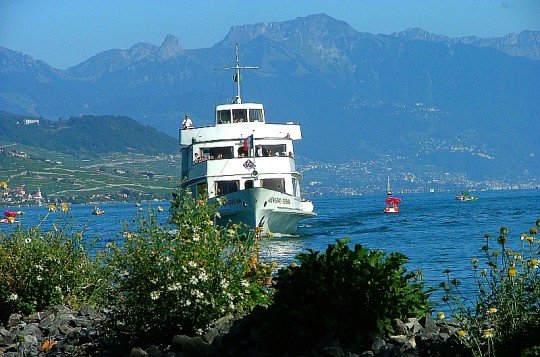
458, 330, 467, 337
526, 236, 534, 243
48, 204, 56, 212
60, 203, 70, 213
529, 259, 539, 269
484, 329, 494, 338
508, 267, 517, 277
488, 307, 497, 314
437, 311, 445, 319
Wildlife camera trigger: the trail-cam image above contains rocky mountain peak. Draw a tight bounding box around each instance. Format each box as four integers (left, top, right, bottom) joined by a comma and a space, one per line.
157, 34, 182, 60
221, 13, 356, 47
391, 28, 450, 42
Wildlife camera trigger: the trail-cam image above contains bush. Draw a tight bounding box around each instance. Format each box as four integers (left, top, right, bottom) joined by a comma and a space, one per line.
442, 220, 540, 357
257, 238, 432, 354
0, 211, 106, 322
101, 189, 273, 346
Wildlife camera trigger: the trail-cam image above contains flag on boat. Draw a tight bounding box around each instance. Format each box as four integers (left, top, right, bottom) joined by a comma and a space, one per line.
243, 135, 254, 151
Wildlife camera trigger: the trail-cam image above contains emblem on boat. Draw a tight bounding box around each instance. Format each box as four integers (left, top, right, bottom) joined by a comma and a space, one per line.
243, 159, 255, 169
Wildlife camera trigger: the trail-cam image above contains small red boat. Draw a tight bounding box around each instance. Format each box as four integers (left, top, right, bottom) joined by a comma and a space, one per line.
384, 197, 402, 214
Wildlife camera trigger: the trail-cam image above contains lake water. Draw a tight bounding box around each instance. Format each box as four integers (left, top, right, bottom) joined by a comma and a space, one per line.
3, 189, 539, 309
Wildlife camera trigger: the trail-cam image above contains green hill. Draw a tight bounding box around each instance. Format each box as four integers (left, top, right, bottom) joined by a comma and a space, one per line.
0, 112, 178, 156
0, 113, 181, 205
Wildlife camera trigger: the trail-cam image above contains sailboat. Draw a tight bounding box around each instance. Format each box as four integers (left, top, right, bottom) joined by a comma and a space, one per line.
386, 176, 392, 196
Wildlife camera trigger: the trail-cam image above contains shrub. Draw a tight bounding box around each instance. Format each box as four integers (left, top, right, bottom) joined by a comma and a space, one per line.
257, 238, 432, 354
0, 213, 106, 322
442, 220, 540, 357
101, 189, 273, 346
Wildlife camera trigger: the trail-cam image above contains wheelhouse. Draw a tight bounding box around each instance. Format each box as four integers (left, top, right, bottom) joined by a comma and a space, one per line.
216, 103, 265, 125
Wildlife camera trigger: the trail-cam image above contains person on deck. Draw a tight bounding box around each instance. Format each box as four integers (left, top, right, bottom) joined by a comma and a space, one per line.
182, 114, 193, 129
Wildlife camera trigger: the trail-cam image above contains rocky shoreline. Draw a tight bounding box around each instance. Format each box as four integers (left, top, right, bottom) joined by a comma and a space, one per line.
1, 304, 464, 356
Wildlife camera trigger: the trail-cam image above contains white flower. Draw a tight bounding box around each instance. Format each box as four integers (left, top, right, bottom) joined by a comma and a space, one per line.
189, 276, 199, 285
25, 238, 32, 244
221, 278, 229, 289
8, 293, 18, 301
241, 279, 249, 287
188, 261, 197, 268
150, 291, 161, 300
198, 269, 208, 282
167, 282, 182, 291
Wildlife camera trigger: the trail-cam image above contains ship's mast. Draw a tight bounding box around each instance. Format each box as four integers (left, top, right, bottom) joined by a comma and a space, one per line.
215, 44, 259, 104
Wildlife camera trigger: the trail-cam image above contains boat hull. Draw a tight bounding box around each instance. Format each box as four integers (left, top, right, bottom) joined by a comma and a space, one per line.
212, 188, 316, 235
384, 206, 399, 213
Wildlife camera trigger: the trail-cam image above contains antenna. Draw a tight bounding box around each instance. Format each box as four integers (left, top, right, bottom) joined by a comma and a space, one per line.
215, 44, 259, 104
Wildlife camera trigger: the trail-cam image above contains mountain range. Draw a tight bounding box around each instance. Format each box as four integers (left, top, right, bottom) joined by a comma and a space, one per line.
1, 14, 538, 187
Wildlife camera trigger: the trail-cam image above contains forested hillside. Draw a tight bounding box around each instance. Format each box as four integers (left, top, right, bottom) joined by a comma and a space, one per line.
0, 112, 178, 156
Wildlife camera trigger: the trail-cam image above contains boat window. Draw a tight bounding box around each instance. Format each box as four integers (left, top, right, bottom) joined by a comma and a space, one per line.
202, 146, 234, 159
232, 109, 247, 123
261, 178, 285, 193
249, 109, 264, 122
237, 145, 251, 157
215, 180, 239, 195
259, 144, 287, 157
244, 180, 254, 189
217, 110, 231, 124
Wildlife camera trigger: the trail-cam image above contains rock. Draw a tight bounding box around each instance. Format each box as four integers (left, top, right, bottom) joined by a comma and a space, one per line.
7, 314, 22, 328
392, 318, 408, 336
371, 336, 387, 353
0, 305, 463, 356
130, 346, 149, 356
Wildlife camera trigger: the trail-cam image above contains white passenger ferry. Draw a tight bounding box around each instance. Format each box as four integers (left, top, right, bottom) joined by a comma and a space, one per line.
179, 45, 316, 235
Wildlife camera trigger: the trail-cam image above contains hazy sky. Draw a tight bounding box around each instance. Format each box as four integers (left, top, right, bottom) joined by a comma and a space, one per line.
1, 0, 539, 69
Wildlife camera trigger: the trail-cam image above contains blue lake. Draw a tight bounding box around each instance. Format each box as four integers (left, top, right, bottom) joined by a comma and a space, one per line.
3, 189, 539, 309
